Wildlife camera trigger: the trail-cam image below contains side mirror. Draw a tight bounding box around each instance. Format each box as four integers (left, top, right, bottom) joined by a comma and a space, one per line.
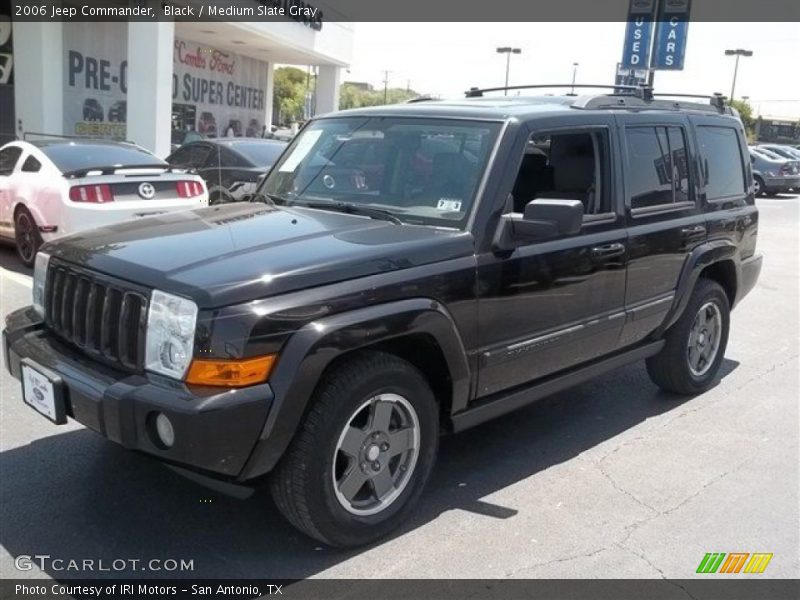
493, 198, 583, 252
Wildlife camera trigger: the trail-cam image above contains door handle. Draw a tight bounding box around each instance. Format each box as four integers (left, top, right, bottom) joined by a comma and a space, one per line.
590, 243, 625, 260
681, 225, 706, 239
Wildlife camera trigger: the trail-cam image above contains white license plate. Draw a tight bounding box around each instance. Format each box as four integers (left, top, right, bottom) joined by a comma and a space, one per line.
21, 362, 66, 424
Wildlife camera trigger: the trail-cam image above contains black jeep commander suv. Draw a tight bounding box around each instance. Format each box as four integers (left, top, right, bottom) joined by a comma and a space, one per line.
4, 88, 762, 547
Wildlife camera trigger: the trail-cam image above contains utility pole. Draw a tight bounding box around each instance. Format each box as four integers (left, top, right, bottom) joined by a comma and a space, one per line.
382, 70, 391, 104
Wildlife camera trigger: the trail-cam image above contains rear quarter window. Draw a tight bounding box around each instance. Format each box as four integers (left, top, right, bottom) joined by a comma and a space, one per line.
695, 126, 747, 200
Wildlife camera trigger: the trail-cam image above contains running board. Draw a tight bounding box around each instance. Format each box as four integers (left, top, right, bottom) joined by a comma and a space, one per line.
451, 340, 665, 432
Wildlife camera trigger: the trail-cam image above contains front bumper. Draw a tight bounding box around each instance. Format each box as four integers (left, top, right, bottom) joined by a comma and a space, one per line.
3, 307, 272, 479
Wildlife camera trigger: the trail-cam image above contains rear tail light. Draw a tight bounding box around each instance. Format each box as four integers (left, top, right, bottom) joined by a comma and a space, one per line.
176, 180, 205, 198
69, 184, 114, 203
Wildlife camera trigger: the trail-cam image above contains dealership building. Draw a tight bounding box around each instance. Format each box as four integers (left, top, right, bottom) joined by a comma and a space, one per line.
0, 5, 353, 156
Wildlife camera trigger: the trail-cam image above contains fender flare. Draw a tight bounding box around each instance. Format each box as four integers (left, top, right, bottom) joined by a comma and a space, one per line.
658, 239, 740, 334
237, 297, 471, 480
12, 201, 47, 234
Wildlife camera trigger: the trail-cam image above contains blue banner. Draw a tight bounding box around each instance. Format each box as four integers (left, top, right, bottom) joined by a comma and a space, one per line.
620, 0, 658, 68
651, 0, 692, 70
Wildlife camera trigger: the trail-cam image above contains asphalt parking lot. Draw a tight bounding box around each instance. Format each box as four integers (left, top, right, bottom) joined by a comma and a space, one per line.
0, 195, 797, 581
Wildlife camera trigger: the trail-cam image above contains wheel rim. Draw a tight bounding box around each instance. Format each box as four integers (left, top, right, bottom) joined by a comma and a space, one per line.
332, 393, 420, 516
15, 213, 36, 263
754, 178, 762, 195
687, 301, 723, 377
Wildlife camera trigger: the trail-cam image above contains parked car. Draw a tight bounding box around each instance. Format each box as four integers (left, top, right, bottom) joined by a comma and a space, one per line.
107, 100, 126, 123
0, 139, 208, 266
82, 98, 103, 122
4, 89, 761, 547
749, 146, 800, 196
756, 143, 800, 161
166, 138, 286, 204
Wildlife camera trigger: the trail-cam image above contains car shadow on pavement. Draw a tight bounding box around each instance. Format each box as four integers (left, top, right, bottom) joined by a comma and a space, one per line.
0, 359, 739, 579
0, 246, 32, 276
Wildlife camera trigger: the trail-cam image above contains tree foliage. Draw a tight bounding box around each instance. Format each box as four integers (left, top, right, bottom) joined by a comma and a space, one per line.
339, 83, 420, 110
729, 99, 756, 141
273, 67, 314, 124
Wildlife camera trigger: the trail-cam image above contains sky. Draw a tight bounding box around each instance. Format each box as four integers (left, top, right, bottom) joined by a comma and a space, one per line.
344, 22, 800, 119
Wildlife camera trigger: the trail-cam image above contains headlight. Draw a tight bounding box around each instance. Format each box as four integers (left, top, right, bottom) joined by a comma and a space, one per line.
145, 290, 198, 379
32, 252, 50, 317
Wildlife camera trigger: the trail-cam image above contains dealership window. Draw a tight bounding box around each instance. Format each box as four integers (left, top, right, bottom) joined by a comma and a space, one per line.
510, 130, 611, 216
626, 126, 692, 210
21, 156, 41, 173
0, 146, 22, 176
695, 126, 746, 200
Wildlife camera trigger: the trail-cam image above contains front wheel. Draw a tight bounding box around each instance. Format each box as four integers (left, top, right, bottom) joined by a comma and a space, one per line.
270, 351, 439, 547
753, 176, 764, 197
646, 279, 730, 395
14, 207, 42, 268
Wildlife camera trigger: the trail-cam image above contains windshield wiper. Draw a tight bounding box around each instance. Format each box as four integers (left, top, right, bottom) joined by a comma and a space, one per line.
291, 200, 403, 224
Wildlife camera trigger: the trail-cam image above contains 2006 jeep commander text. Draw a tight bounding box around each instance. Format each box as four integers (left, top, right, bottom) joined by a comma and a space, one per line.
4, 87, 762, 547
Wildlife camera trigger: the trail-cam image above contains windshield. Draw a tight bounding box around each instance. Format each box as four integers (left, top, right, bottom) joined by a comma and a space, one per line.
42, 143, 163, 172
260, 117, 502, 228
229, 141, 286, 167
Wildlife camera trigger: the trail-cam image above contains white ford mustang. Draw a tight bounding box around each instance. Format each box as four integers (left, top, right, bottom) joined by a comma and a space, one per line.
0, 139, 208, 266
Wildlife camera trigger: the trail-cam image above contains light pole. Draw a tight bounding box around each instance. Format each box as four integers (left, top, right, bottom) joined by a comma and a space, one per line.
496, 47, 521, 95
570, 62, 579, 95
724, 49, 753, 102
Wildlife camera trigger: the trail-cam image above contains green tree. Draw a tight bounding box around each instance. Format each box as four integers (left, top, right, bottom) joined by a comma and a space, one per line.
274, 67, 313, 124
339, 83, 420, 110
729, 99, 756, 141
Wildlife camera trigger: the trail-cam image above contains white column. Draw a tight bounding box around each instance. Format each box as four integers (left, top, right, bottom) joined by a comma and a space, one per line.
126, 21, 174, 157
315, 64, 341, 116
12, 22, 63, 138
263, 62, 274, 129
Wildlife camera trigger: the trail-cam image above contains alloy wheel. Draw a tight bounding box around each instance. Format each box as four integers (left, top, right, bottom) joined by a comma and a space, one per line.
687, 301, 723, 377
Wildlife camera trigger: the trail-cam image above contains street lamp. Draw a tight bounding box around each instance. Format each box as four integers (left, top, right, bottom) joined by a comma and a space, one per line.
724, 49, 753, 102
496, 47, 522, 95
570, 62, 579, 95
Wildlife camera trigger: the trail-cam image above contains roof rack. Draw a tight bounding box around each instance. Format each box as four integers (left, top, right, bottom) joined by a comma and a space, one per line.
465, 83, 650, 99
464, 84, 732, 115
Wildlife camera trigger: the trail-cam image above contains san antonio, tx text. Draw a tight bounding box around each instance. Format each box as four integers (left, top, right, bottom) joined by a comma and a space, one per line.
16, 584, 282, 596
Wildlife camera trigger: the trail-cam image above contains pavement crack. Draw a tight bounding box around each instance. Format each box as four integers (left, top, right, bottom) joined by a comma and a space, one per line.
504, 547, 609, 577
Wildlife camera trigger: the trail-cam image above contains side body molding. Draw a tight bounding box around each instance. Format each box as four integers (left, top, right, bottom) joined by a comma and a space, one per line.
238, 298, 471, 480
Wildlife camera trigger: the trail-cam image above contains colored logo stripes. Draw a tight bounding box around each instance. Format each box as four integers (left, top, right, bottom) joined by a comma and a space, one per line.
697, 553, 773, 574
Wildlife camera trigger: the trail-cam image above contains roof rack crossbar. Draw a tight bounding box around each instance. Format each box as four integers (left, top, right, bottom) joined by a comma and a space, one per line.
465, 83, 649, 98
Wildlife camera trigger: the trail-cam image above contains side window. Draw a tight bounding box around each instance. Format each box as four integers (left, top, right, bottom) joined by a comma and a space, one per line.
510, 129, 611, 216
0, 146, 23, 176
21, 155, 42, 173
218, 148, 248, 168
626, 126, 693, 210
695, 126, 746, 200
168, 145, 211, 167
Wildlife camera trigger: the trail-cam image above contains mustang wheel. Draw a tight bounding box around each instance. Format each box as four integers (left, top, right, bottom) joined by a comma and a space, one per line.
14, 207, 42, 268
270, 351, 438, 547
646, 278, 730, 395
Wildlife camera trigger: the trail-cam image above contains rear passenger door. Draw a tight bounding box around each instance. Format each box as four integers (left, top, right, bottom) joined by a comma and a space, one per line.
616, 114, 706, 348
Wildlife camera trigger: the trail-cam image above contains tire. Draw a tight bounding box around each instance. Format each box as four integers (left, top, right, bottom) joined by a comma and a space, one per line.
14, 206, 42, 268
753, 176, 764, 197
270, 351, 439, 547
646, 278, 730, 395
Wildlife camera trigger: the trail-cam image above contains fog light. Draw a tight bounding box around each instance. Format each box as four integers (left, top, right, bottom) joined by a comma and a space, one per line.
155, 413, 175, 448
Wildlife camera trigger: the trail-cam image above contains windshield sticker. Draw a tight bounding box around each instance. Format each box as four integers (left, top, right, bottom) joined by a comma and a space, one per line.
279, 129, 323, 172
437, 198, 463, 212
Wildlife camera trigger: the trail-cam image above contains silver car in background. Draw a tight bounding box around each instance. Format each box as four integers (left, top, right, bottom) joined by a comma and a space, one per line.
749, 146, 800, 196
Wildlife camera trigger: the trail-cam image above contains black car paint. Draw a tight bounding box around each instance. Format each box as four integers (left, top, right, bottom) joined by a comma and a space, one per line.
4, 99, 761, 483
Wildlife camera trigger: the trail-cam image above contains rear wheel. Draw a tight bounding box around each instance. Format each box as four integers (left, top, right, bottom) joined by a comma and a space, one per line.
270, 351, 439, 547
14, 207, 42, 268
646, 279, 730, 395
753, 176, 764, 196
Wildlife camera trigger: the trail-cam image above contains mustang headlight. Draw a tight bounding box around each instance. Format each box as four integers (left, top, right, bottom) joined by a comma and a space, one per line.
32, 252, 51, 317
145, 290, 198, 379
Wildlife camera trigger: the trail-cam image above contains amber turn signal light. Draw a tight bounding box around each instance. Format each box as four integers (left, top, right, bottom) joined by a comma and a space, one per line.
186, 355, 276, 387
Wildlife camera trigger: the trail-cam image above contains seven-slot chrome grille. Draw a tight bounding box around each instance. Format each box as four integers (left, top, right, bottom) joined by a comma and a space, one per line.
44, 260, 149, 371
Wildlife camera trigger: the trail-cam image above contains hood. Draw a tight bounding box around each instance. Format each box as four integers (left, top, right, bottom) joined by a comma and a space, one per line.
47, 203, 474, 308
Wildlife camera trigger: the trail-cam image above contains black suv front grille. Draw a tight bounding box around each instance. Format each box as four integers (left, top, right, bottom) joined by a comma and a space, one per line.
44, 260, 149, 371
